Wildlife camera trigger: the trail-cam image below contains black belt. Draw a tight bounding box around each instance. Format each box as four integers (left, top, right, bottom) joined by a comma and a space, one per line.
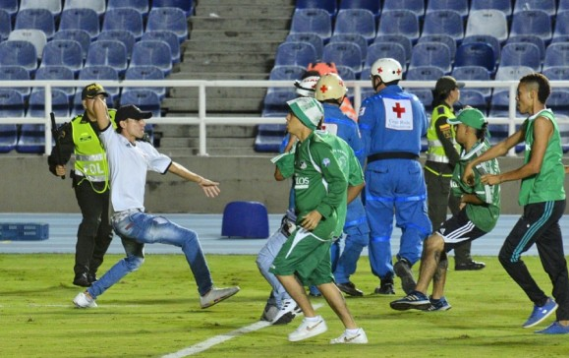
367, 152, 419, 163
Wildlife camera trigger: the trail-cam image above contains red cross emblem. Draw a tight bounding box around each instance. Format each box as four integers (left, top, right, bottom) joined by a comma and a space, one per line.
377, 67, 383, 73
396, 68, 402, 76
320, 85, 328, 93
392, 102, 406, 118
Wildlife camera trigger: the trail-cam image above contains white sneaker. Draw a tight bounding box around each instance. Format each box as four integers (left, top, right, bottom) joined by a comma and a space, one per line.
73, 292, 97, 308
330, 328, 368, 344
200, 286, 240, 309
272, 298, 299, 325
288, 316, 328, 342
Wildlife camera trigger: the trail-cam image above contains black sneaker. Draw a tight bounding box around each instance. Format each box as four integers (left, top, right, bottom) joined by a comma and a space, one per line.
455, 261, 486, 271
336, 281, 364, 297
73, 273, 91, 287
394, 260, 416, 294
374, 282, 395, 295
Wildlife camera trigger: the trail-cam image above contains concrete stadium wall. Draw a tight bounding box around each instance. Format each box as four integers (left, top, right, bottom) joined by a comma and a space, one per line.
2, 155, 569, 215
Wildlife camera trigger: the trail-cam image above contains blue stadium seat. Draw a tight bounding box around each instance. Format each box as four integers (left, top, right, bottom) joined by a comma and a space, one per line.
465, 10, 508, 43
455, 43, 496, 73
418, 35, 457, 62
322, 42, 363, 73
15, 8, 55, 40
269, 65, 306, 80
27, 89, 70, 119
513, 0, 556, 18
146, 7, 188, 44
560, 0, 569, 13
339, 0, 381, 20
262, 88, 297, 117
107, 0, 149, 17
426, 0, 469, 19
462, 35, 501, 65
254, 127, 285, 153
296, 0, 338, 17
0, 0, 18, 20
290, 9, 332, 41
559, 123, 569, 153
458, 90, 488, 115
8, 29, 47, 59
64, 0, 106, 18
542, 66, 569, 80
152, 0, 194, 17
469, 0, 512, 18
543, 43, 569, 71
97, 30, 136, 60
16, 124, 47, 154
383, 0, 425, 18
553, 11, 569, 41
495, 65, 535, 81
120, 90, 162, 118
221, 201, 269, 238
507, 35, 545, 61
275, 41, 317, 67
59, 8, 100, 40
130, 40, 173, 76
103, 8, 144, 40
0, 9, 11, 41
334, 9, 376, 43
336, 65, 356, 80
365, 42, 406, 69
500, 42, 541, 72
0, 41, 38, 76
409, 42, 451, 74
0, 89, 25, 118
547, 90, 569, 117
78, 65, 120, 102
451, 65, 492, 99
330, 33, 368, 61
40, 40, 83, 75
52, 30, 91, 60
489, 90, 523, 118
0, 66, 31, 99
71, 91, 114, 117
286, 33, 324, 58
421, 10, 464, 43
374, 34, 412, 63
0, 124, 18, 153
490, 65, 534, 116
405, 66, 445, 81
19, 0, 62, 18
142, 30, 181, 64
34, 66, 76, 99
377, 10, 420, 44
408, 89, 433, 113
487, 124, 509, 145
85, 40, 128, 76
124, 65, 166, 100
510, 10, 552, 44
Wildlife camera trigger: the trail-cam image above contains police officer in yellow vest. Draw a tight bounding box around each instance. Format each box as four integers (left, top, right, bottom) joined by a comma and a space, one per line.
48, 83, 118, 287
424, 76, 485, 271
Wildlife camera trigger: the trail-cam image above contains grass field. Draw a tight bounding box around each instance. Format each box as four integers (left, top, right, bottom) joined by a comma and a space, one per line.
1, 253, 568, 358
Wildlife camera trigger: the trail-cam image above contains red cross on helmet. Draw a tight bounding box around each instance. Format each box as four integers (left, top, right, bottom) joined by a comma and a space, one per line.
371, 58, 403, 83
315, 73, 348, 101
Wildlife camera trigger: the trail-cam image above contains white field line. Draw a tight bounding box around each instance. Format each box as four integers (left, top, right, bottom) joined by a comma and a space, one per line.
162, 303, 325, 358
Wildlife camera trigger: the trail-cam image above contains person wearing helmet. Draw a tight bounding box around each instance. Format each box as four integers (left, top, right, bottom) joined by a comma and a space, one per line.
315, 73, 369, 297
294, 71, 320, 97
358, 58, 431, 296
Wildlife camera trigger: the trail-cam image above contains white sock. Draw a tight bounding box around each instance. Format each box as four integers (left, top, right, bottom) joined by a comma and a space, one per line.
304, 315, 321, 323
346, 328, 360, 336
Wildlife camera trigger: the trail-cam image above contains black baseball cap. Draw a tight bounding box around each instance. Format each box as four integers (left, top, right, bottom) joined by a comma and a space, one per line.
81, 83, 109, 99
115, 105, 152, 124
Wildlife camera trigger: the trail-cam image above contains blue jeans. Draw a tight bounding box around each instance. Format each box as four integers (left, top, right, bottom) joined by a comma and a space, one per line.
87, 211, 213, 298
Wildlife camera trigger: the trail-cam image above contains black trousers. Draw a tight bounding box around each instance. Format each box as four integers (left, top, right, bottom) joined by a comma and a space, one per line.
73, 178, 113, 278
424, 168, 472, 264
499, 200, 569, 321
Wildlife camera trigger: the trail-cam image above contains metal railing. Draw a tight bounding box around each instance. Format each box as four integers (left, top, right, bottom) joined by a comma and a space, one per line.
2, 79, 568, 156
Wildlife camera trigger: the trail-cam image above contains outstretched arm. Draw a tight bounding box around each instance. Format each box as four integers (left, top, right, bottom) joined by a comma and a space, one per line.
168, 161, 220, 198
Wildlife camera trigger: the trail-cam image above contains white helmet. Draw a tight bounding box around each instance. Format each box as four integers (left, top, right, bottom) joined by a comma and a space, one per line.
294, 75, 320, 97
315, 73, 347, 101
370, 58, 403, 83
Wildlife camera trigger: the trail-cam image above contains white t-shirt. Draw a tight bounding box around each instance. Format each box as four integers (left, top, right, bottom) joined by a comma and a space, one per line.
100, 124, 172, 212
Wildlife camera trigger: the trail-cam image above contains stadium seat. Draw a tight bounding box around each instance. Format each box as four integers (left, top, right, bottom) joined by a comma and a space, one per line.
0, 9, 12, 41
489, 89, 525, 118
296, 0, 338, 17
59, 8, 100, 40
495, 65, 535, 82
451, 65, 492, 99
107, 0, 149, 17
0, 41, 38, 76
376, 10, 420, 44
97, 30, 136, 60
103, 8, 144, 40
146, 7, 188, 44
462, 35, 501, 65
374, 34, 412, 63
19, 0, 62, 18
487, 124, 509, 145
142, 30, 181, 64
322, 42, 363, 73
513, 0, 556, 18
15, 8, 55, 40
33, 66, 76, 99
275, 41, 317, 67
64, 0, 106, 18
339, 0, 381, 20
365, 42, 406, 69
408, 89, 433, 113
458, 90, 488, 114
542, 66, 569, 80
254, 125, 286, 153
405, 66, 445, 81
40, 40, 83, 75
130, 40, 173, 76
490, 65, 534, 116
421, 10, 464, 43
52, 30, 91, 60
500, 42, 541, 72
286, 33, 324, 58
553, 11, 569, 41
221, 201, 269, 238
0, 66, 31, 99
16, 124, 46, 153
262, 88, 297, 117
330, 33, 368, 62
454, 43, 496, 73
119, 90, 162, 118
382, 0, 425, 18
85, 40, 128, 76
507, 35, 545, 61
334, 9, 376, 43
78, 66, 120, 102
268, 65, 306, 80
8, 29, 47, 59
27, 89, 70, 119
465, 10, 508, 43
0, 0, 18, 20
336, 65, 356, 80
0, 124, 18, 153
469, 0, 512, 18
124, 65, 166, 100
547, 90, 569, 117
289, 9, 332, 41
418, 35, 457, 62
409, 42, 451, 74
543, 43, 569, 71
152, 0, 195, 17
71, 91, 114, 117
426, 0, 469, 19
0, 89, 25, 118
510, 10, 552, 44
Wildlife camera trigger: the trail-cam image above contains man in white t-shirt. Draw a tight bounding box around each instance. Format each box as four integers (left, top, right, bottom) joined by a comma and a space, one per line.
72, 97, 239, 309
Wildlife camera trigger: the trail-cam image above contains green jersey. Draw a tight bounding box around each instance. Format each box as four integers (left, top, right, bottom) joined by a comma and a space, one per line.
451, 139, 501, 232
519, 109, 566, 206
